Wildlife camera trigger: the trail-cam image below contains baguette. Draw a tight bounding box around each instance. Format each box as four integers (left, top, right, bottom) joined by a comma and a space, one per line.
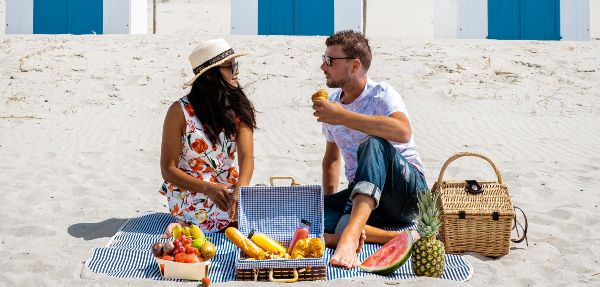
225, 227, 266, 259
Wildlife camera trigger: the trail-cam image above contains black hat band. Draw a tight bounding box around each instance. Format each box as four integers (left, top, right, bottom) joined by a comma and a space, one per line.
193, 48, 235, 75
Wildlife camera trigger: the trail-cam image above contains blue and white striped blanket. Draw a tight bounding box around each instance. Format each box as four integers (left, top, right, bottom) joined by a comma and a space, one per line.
85, 212, 472, 282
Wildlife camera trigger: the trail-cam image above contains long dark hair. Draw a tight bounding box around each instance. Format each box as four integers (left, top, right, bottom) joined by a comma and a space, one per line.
187, 67, 256, 145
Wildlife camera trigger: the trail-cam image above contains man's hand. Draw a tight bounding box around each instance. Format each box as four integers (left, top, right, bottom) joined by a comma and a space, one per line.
313, 100, 347, 125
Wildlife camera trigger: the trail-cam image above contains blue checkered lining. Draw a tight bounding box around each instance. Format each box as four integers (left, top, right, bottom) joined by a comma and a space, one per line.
85, 212, 472, 282
236, 185, 326, 270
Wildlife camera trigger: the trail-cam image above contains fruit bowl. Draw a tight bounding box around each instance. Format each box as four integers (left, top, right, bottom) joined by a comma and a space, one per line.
155, 256, 211, 281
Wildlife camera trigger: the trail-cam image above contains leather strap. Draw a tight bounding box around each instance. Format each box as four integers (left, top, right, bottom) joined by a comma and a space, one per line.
511, 206, 528, 245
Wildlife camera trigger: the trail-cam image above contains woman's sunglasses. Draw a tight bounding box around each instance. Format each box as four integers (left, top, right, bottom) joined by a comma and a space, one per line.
220, 61, 239, 75
322, 55, 355, 66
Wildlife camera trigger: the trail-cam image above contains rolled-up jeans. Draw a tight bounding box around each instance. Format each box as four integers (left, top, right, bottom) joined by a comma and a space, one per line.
324, 136, 427, 234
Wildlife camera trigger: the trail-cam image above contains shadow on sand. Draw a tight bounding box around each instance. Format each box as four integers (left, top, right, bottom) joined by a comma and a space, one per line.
68, 218, 128, 241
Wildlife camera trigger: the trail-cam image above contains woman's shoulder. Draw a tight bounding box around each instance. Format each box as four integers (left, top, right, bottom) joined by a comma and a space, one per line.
165, 99, 186, 123
167, 96, 193, 115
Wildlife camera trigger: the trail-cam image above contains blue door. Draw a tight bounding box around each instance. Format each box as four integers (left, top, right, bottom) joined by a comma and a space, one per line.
259, 0, 295, 35
488, 0, 560, 40
259, 0, 334, 36
34, 0, 103, 34
488, 0, 520, 39
34, 0, 68, 34
68, 0, 103, 34
520, 0, 560, 40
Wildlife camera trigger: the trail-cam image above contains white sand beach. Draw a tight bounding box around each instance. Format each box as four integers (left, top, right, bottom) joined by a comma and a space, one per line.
1, 33, 599, 287
1, 1, 600, 286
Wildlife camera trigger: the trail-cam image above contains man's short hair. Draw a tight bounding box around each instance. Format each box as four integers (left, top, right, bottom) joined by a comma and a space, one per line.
325, 30, 372, 71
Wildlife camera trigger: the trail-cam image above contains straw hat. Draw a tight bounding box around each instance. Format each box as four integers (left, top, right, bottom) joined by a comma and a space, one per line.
184, 38, 247, 87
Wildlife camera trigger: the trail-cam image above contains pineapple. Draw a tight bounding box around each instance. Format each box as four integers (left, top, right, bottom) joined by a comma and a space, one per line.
412, 189, 445, 278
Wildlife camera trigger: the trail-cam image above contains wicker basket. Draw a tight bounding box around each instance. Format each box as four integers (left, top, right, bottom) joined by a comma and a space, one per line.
235, 176, 326, 282
432, 152, 515, 257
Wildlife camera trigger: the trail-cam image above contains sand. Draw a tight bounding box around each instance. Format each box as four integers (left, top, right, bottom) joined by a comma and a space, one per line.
1, 2, 600, 286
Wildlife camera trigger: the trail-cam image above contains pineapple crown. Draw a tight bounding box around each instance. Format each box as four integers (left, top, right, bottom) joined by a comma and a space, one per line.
416, 188, 442, 238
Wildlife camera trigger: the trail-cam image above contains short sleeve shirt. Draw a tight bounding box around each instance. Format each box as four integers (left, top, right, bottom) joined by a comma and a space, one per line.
322, 79, 425, 183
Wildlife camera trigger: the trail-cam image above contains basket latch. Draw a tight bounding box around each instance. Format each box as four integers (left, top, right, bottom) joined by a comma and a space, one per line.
464, 180, 484, 195
492, 211, 500, 221
458, 210, 466, 219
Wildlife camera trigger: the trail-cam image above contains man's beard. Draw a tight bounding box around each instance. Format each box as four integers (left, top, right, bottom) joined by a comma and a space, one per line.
326, 75, 349, 88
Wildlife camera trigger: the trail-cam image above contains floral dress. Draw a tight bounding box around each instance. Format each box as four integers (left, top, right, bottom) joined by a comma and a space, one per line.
159, 96, 239, 232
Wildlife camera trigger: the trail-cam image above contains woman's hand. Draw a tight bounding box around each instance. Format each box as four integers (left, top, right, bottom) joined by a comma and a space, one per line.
228, 188, 239, 222
204, 183, 232, 212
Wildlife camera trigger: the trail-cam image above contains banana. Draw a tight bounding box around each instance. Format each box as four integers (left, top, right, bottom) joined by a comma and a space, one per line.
190, 224, 205, 240
182, 226, 191, 237
172, 223, 183, 240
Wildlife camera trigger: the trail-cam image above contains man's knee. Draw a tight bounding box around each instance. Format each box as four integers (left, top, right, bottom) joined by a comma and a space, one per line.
360, 136, 386, 147
351, 181, 381, 208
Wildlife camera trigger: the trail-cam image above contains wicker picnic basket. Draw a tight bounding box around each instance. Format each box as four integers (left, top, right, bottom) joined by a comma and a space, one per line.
235, 176, 327, 282
432, 152, 516, 257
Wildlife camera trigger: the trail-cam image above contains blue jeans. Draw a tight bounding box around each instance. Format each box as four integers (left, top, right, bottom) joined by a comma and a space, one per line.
324, 136, 427, 233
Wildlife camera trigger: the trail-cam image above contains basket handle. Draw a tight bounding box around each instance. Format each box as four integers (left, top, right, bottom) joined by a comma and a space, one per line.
269, 176, 300, 186
436, 152, 504, 187
268, 268, 299, 283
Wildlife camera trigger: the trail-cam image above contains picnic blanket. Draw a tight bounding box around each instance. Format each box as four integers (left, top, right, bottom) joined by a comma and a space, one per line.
84, 212, 472, 282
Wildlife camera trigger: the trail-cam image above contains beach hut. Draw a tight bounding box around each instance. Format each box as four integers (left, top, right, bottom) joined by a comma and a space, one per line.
231, 0, 363, 35
6, 0, 148, 34
434, 0, 591, 40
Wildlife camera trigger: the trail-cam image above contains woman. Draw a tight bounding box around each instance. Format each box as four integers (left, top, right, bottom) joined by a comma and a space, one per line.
159, 38, 256, 235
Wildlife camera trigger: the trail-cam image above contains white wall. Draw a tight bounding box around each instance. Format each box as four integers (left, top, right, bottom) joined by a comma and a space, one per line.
1, 0, 5, 34
434, 0, 458, 38
591, 0, 600, 39
231, 0, 257, 34
104, 0, 130, 34
130, 0, 148, 34
458, 0, 487, 38
6, 0, 33, 34
334, 0, 362, 33
366, 0, 434, 38
561, 0, 590, 40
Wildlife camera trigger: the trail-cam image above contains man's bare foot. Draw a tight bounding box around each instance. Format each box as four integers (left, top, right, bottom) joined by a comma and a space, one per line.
329, 241, 360, 268
328, 229, 366, 269
161, 221, 190, 239
324, 230, 366, 253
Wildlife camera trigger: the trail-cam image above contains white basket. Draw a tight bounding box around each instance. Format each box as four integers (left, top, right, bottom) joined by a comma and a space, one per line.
155, 257, 210, 281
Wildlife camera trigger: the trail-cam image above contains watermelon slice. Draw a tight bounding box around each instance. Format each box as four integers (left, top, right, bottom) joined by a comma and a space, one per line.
359, 229, 414, 274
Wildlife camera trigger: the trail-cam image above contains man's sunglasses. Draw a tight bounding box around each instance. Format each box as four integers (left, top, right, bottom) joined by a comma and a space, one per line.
220, 61, 239, 75
322, 55, 355, 66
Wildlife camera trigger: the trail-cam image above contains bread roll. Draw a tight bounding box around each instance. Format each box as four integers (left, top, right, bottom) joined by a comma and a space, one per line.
311, 89, 328, 102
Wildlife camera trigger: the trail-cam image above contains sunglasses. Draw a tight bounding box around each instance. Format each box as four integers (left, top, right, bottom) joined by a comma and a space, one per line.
220, 61, 239, 75
322, 55, 355, 66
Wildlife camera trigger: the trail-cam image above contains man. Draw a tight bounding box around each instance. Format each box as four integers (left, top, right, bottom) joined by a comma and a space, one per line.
313, 30, 427, 268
